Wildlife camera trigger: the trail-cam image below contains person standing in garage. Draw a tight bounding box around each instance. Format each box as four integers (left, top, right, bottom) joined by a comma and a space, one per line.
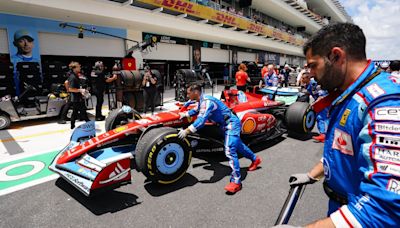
91, 61, 117, 121
235, 63, 250, 91
67, 61, 89, 129
142, 66, 157, 115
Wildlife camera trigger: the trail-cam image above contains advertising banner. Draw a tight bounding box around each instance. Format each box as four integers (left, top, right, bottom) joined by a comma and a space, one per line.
137, 0, 305, 46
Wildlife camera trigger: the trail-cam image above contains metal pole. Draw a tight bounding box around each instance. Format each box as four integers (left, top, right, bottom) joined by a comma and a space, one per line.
274, 184, 307, 225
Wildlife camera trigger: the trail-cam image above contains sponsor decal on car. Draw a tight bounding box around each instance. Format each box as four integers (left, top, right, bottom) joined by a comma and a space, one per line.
99, 162, 129, 184
387, 178, 400, 194
376, 134, 400, 148
366, 83, 385, 98
374, 147, 400, 164
332, 128, 354, 155
375, 123, 400, 133
374, 107, 400, 121
114, 126, 128, 133
340, 109, 351, 126
377, 162, 400, 176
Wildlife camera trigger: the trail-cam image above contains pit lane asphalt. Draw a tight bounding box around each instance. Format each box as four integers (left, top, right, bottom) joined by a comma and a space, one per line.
0, 132, 327, 227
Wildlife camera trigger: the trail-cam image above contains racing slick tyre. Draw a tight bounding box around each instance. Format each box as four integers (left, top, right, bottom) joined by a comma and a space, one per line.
0, 113, 11, 130
285, 102, 316, 134
135, 127, 192, 184
105, 106, 142, 131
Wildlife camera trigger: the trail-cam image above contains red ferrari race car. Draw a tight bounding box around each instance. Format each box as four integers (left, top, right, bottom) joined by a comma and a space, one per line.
49, 87, 316, 196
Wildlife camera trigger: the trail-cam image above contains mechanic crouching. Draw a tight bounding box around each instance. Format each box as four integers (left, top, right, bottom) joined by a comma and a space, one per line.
178, 84, 262, 193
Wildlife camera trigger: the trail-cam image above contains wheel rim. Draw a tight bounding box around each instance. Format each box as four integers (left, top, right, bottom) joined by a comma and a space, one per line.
0, 117, 6, 128
305, 110, 316, 130
156, 143, 184, 175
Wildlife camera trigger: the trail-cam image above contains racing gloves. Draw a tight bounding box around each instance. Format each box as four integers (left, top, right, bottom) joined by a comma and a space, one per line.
289, 173, 319, 186
178, 128, 191, 139
179, 112, 190, 119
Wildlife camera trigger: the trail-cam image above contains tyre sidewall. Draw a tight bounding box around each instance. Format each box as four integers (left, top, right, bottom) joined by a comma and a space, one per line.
136, 128, 192, 184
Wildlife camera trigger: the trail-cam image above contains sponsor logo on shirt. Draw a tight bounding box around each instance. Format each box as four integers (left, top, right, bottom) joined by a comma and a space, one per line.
332, 128, 354, 155
374, 107, 400, 121
340, 109, 351, 126
374, 147, 400, 164
389, 75, 400, 85
375, 123, 400, 133
376, 134, 400, 148
377, 162, 400, 176
366, 83, 385, 98
387, 179, 400, 194
322, 157, 331, 180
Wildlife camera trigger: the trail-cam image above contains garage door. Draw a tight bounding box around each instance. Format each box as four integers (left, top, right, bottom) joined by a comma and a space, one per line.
201, 47, 229, 63
0, 29, 9, 53
39, 32, 125, 57
238, 51, 256, 63
143, 43, 189, 61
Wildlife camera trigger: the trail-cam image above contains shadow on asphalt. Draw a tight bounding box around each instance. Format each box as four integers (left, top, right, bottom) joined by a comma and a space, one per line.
55, 178, 141, 215
143, 173, 198, 197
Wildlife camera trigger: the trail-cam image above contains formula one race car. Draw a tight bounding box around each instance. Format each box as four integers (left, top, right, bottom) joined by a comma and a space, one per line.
50, 88, 316, 196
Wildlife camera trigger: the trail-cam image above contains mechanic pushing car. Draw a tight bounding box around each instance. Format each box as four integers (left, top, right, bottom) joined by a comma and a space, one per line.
286, 23, 400, 227
178, 84, 262, 193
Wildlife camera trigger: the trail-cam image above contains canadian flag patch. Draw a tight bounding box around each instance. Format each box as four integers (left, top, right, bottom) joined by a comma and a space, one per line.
332, 128, 354, 156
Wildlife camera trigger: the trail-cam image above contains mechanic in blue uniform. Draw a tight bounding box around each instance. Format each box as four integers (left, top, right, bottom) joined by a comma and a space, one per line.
300, 72, 329, 143
178, 84, 262, 193
287, 23, 400, 227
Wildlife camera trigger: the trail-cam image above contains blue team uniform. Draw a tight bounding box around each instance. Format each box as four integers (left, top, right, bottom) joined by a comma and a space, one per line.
323, 61, 400, 227
187, 94, 257, 184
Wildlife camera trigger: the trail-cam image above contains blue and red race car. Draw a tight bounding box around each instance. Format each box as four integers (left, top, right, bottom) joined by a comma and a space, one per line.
50, 88, 316, 196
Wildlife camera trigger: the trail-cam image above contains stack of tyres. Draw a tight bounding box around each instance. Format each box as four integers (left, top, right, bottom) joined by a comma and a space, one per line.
0, 62, 15, 97
42, 61, 68, 92
17, 62, 42, 106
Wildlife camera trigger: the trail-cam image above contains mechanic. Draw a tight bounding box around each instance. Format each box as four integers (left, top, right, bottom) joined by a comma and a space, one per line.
178, 84, 262, 193
90, 61, 117, 121
298, 72, 328, 143
67, 61, 90, 129
287, 23, 400, 227
235, 63, 250, 92
280, 64, 293, 87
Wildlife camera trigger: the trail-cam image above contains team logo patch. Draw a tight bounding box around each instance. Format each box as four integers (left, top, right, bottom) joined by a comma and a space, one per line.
322, 157, 331, 180
332, 128, 354, 156
340, 109, 351, 126
374, 147, 400, 164
389, 75, 400, 85
374, 107, 400, 121
387, 179, 400, 194
366, 83, 385, 98
376, 134, 400, 148
375, 123, 400, 133
377, 162, 400, 177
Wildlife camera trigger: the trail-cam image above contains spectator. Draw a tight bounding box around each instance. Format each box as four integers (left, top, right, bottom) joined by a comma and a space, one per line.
296, 63, 309, 86
142, 66, 157, 115
235, 63, 250, 91
223, 63, 229, 85
263, 64, 278, 86
280, 64, 294, 87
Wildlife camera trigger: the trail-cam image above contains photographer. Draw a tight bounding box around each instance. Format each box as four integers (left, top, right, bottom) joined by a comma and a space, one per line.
142, 66, 157, 115
90, 61, 117, 121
